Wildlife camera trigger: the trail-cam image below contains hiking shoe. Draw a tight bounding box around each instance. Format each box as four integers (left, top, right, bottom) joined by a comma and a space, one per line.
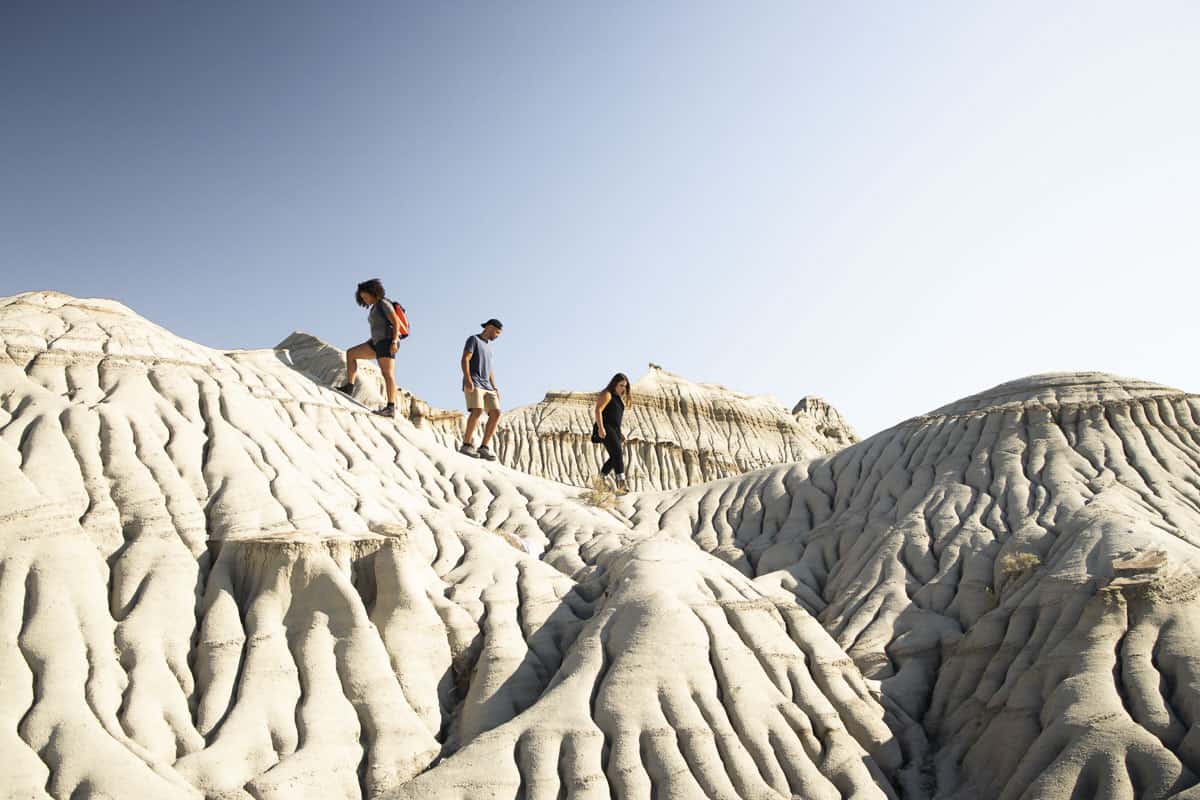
373, 404, 395, 418
336, 382, 354, 395
614, 483, 629, 496
477, 445, 497, 461
459, 443, 479, 458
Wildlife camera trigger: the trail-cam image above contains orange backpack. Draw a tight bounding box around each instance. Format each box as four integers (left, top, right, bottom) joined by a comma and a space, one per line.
391, 300, 410, 339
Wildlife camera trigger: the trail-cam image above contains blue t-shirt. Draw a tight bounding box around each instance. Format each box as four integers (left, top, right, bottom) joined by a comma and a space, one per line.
464, 334, 495, 390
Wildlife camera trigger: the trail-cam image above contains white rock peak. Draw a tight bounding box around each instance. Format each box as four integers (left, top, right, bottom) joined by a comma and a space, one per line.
2, 290, 1199, 800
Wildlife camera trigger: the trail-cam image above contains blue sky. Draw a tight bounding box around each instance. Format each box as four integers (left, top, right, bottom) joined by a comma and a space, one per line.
3, 2, 1198, 436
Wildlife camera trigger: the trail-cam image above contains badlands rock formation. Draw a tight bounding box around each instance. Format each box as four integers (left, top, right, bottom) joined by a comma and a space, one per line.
491, 365, 857, 491
2, 291, 1199, 800
625, 372, 1200, 799
276, 332, 463, 443
278, 331, 857, 492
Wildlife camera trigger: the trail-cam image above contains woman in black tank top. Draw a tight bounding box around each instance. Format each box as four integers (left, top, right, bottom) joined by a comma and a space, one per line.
593, 372, 631, 494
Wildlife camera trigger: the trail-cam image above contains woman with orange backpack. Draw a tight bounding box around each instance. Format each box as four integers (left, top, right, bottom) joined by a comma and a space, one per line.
338, 278, 409, 417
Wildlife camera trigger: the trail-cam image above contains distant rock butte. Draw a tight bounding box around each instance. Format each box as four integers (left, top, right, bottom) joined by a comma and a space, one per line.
278, 330, 857, 490
492, 364, 857, 490
3, 290, 1200, 800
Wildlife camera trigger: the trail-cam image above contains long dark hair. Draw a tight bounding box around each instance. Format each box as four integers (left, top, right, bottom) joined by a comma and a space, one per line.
355, 278, 386, 307
602, 372, 631, 403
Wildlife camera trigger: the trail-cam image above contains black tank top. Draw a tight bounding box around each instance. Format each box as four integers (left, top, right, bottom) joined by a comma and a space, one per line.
602, 393, 625, 431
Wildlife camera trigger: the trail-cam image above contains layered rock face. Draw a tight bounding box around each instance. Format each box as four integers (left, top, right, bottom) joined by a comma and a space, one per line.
277, 332, 857, 491
4, 291, 1200, 800
489, 364, 857, 490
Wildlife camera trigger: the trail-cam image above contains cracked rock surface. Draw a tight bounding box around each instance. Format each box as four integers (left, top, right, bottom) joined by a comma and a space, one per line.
2, 291, 1199, 799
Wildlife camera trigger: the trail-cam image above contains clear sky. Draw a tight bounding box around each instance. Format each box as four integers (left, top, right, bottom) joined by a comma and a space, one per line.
3, 2, 1198, 437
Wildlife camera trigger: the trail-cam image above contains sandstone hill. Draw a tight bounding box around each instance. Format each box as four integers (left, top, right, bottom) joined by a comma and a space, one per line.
277, 331, 856, 491
2, 291, 1200, 800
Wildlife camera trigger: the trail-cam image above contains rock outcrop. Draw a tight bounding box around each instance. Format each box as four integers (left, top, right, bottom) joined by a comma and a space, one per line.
4, 291, 1200, 800
493, 365, 857, 491
275, 331, 463, 442
624, 371, 1200, 799
277, 332, 857, 491
0, 293, 913, 800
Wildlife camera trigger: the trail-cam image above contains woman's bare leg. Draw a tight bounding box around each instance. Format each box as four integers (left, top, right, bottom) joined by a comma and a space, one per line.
377, 357, 397, 405
345, 342, 374, 384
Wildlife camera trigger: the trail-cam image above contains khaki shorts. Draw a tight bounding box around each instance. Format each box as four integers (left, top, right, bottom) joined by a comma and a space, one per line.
464, 387, 501, 412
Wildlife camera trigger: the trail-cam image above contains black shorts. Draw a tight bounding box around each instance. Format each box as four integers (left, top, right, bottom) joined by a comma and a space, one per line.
371, 339, 394, 359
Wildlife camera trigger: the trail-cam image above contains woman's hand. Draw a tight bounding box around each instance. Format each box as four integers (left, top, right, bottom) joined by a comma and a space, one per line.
597, 426, 606, 439
390, 340, 398, 355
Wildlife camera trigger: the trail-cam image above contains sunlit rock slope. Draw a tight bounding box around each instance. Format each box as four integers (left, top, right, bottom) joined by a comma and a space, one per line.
4, 291, 1200, 800
0, 293, 914, 800
276, 331, 464, 442
625, 372, 1200, 799
278, 333, 855, 491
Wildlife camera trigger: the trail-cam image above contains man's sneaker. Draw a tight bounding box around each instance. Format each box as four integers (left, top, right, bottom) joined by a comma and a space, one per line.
459, 443, 479, 458
336, 382, 354, 395
477, 445, 497, 461
373, 404, 395, 418
614, 482, 629, 496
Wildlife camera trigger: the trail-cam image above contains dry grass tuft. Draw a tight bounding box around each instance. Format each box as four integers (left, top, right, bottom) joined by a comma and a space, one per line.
580, 476, 617, 509
1000, 552, 1042, 578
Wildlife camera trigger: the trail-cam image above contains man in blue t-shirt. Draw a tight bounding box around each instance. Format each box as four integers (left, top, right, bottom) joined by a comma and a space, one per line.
460, 318, 503, 460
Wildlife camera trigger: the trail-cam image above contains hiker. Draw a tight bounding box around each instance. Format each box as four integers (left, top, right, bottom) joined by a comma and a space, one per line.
593, 372, 631, 494
338, 278, 404, 417
460, 318, 503, 460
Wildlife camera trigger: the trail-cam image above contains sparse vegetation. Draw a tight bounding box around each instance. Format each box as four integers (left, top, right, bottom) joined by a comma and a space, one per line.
580, 476, 618, 509
1001, 552, 1042, 578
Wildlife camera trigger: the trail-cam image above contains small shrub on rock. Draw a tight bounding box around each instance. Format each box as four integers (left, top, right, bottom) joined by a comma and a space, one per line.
580, 477, 617, 509
1000, 552, 1042, 578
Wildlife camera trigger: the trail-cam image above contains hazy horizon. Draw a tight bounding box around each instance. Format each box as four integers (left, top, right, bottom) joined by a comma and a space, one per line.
4, 2, 1198, 436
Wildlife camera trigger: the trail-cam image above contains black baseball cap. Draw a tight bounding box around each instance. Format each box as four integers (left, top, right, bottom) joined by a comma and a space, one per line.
481, 318, 503, 329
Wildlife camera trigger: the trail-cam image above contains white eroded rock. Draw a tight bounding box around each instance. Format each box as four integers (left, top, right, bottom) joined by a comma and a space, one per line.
493, 365, 858, 491
6, 292, 1200, 799
0, 292, 909, 799
627, 371, 1200, 799
277, 332, 857, 491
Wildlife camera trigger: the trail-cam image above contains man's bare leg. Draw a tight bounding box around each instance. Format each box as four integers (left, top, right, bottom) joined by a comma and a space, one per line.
481, 409, 501, 448
463, 408, 483, 446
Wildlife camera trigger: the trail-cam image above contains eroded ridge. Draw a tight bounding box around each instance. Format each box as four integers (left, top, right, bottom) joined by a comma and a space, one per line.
7, 291, 1200, 799
395, 538, 926, 800
280, 329, 858, 494
626, 373, 1200, 798
0, 292, 907, 799
493, 364, 857, 492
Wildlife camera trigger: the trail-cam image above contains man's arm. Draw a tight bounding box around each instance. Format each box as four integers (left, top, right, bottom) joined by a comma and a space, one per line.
460, 352, 475, 391
489, 371, 498, 398
460, 338, 475, 391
